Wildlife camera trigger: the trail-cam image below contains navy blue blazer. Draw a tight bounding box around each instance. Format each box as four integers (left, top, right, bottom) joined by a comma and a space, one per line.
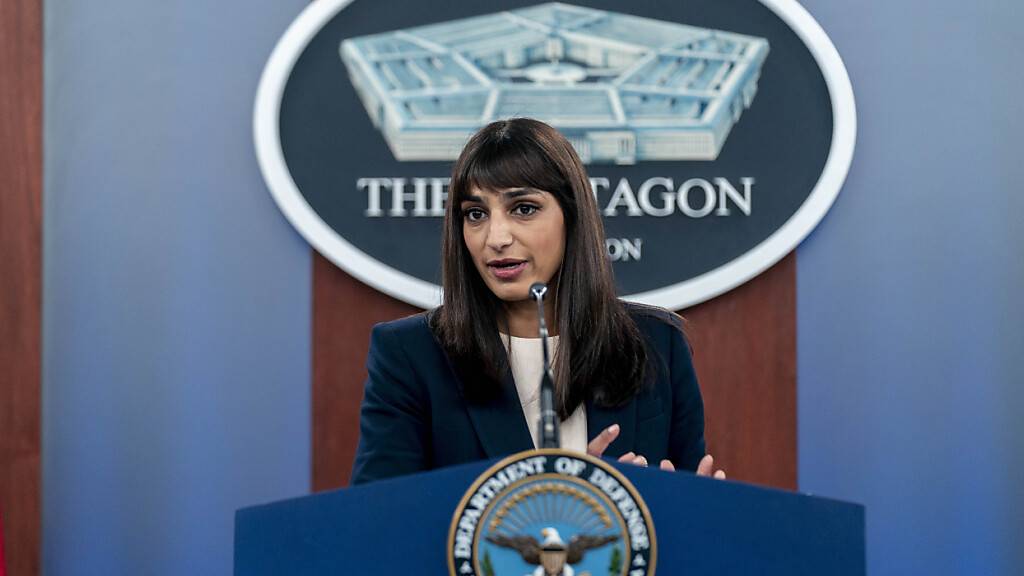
350, 306, 706, 485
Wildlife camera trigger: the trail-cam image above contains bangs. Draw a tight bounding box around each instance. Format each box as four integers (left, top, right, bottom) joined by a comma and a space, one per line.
453, 135, 569, 203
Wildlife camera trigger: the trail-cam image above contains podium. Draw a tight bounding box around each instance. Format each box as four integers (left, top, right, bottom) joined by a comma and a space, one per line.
235, 458, 864, 575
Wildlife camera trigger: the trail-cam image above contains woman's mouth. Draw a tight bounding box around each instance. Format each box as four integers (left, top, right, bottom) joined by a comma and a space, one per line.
487, 259, 527, 280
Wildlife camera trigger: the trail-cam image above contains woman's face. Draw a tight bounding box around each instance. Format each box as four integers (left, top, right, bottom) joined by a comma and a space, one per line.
461, 186, 566, 303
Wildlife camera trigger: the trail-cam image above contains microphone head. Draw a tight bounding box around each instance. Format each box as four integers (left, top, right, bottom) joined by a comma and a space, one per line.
529, 282, 547, 301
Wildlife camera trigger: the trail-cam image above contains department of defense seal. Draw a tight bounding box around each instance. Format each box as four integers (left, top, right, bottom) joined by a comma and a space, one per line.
448, 449, 656, 576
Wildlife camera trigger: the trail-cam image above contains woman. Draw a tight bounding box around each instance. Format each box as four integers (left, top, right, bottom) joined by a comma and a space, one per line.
351, 118, 724, 485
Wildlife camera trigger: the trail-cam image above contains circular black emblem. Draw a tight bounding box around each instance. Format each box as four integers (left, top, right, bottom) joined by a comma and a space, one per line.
256, 0, 855, 308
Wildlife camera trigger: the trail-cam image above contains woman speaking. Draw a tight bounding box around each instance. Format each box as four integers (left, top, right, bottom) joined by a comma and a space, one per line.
351, 118, 724, 485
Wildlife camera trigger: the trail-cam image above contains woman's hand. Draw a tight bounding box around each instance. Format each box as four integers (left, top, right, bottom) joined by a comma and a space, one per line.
588, 424, 726, 478
659, 454, 727, 479
587, 424, 646, 466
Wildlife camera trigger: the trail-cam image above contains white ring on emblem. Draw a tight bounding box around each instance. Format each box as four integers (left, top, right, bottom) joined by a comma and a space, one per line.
254, 0, 856, 310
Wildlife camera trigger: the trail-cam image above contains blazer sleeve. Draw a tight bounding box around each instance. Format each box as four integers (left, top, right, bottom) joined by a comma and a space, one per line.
667, 324, 707, 472
350, 322, 431, 485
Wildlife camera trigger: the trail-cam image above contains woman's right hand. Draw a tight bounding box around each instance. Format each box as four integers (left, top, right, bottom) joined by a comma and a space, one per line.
587, 423, 648, 466
661, 454, 727, 479
587, 423, 726, 478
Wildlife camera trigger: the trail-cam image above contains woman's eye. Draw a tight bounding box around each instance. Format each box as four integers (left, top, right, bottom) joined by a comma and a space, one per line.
513, 204, 539, 216
464, 208, 486, 222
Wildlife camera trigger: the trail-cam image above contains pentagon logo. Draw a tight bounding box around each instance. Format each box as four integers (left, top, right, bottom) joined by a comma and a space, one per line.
341, 2, 770, 164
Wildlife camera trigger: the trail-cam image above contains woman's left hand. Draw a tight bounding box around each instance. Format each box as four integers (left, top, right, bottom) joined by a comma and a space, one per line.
659, 454, 726, 479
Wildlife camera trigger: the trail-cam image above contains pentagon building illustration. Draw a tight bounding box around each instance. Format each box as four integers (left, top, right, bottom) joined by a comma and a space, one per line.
340, 3, 769, 164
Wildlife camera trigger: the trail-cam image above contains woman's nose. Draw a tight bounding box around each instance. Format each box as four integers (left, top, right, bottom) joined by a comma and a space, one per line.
486, 215, 514, 250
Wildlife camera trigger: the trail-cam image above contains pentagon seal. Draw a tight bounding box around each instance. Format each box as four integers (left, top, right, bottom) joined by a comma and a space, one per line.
448, 449, 656, 576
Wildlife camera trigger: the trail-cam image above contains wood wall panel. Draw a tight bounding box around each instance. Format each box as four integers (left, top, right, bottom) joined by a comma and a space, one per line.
0, 0, 43, 572
683, 253, 797, 489
311, 254, 419, 491
313, 252, 796, 491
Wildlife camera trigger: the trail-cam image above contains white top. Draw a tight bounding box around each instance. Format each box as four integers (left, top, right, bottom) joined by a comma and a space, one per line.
502, 334, 588, 454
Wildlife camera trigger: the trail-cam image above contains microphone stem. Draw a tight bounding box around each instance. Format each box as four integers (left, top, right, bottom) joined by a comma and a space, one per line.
535, 291, 560, 449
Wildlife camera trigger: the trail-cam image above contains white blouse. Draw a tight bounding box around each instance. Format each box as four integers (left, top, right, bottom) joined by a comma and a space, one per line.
502, 334, 588, 454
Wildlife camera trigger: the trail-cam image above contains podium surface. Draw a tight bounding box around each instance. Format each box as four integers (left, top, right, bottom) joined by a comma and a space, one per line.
236, 458, 863, 575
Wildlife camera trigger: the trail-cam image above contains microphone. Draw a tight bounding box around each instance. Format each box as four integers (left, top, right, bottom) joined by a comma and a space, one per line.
529, 282, 560, 449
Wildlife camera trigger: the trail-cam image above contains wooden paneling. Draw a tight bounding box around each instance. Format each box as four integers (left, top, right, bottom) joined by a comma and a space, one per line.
0, 0, 43, 572
684, 253, 797, 489
312, 252, 796, 491
311, 254, 419, 490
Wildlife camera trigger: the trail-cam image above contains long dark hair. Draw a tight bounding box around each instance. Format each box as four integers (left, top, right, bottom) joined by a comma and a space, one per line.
431, 118, 649, 419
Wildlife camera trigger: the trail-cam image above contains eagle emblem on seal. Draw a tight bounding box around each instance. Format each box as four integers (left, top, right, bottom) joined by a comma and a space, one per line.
487, 527, 619, 576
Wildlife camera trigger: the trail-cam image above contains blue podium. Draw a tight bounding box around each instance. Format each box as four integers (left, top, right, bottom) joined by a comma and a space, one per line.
235, 458, 864, 575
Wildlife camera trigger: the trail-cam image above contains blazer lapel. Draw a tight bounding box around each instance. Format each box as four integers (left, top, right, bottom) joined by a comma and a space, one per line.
464, 369, 535, 459
586, 395, 637, 458
436, 335, 535, 459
